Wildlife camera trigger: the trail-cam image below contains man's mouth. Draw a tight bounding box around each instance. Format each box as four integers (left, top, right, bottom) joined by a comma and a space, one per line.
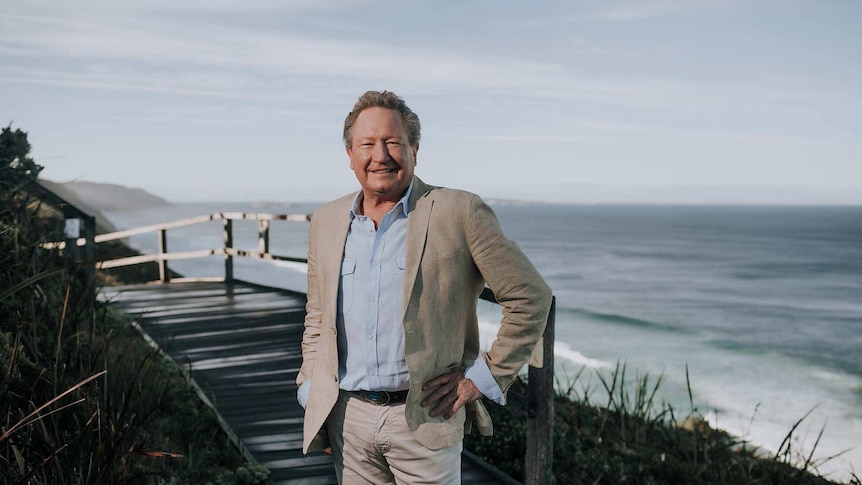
370, 169, 396, 174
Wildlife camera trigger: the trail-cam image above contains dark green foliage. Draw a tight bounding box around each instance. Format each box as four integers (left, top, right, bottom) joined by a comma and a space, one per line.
466, 365, 858, 485
0, 128, 267, 484
1, 124, 43, 195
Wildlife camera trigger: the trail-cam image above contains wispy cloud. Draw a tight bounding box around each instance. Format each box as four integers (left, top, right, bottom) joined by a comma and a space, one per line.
0, 5, 705, 112
515, 0, 735, 29
2, 0, 858, 202
457, 117, 836, 148
4, 0, 818, 131
469, 134, 619, 144
591, 0, 694, 21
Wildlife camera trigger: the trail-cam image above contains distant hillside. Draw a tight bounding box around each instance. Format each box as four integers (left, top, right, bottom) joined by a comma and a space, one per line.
36, 179, 171, 234
60, 181, 172, 212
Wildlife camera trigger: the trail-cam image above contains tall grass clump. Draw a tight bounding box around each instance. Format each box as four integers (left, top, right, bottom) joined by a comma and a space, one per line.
1, 125, 268, 484
466, 362, 859, 485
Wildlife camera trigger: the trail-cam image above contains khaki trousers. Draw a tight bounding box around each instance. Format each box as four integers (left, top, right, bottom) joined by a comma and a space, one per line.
325, 391, 462, 485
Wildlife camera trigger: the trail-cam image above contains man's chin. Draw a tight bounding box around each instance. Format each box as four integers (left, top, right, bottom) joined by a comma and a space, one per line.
362, 183, 408, 200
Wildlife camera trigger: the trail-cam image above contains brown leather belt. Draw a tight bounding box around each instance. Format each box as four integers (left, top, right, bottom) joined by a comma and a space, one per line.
345, 389, 409, 406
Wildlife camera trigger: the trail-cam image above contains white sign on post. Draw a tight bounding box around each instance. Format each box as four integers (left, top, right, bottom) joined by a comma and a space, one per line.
64, 218, 81, 239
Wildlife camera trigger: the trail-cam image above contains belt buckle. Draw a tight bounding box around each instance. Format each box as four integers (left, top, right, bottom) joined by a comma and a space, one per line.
364, 391, 390, 405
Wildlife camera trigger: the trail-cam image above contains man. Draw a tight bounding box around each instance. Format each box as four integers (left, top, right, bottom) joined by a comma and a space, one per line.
297, 90, 552, 484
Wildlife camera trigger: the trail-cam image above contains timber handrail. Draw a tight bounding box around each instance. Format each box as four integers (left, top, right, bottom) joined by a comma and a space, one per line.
46, 211, 555, 485
44, 211, 311, 283
44, 212, 310, 247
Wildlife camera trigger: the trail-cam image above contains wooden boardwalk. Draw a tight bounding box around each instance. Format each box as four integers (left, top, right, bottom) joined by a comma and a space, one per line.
100, 280, 519, 485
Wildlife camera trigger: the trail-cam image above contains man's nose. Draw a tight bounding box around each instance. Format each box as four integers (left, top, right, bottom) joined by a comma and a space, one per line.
371, 142, 389, 162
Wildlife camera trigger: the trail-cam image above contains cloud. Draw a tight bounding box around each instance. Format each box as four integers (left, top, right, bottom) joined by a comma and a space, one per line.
0, 4, 687, 110
2, 1, 850, 146
591, 0, 693, 21
584, 0, 742, 22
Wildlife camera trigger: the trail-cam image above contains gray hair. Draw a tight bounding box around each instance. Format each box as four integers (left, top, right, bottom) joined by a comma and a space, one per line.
343, 90, 421, 148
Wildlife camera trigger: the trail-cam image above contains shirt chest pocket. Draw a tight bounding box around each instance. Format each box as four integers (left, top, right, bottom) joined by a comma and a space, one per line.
339, 258, 356, 313
393, 257, 406, 274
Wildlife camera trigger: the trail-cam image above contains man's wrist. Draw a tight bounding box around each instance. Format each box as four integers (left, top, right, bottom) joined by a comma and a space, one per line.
464, 356, 506, 405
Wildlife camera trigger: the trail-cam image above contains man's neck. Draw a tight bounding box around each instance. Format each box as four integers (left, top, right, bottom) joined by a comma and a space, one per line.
360, 191, 405, 229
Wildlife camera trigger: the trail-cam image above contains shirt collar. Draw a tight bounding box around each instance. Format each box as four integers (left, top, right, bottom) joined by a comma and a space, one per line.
349, 179, 414, 220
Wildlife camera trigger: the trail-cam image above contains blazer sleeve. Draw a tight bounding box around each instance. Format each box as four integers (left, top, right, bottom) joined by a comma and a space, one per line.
297, 214, 321, 388
467, 195, 553, 393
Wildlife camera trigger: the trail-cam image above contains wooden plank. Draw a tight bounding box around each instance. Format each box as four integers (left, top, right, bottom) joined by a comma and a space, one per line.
100, 280, 518, 484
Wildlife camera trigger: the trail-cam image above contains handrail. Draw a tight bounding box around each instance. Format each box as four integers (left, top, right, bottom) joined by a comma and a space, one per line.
43, 212, 311, 248
46, 211, 555, 484
43, 211, 311, 283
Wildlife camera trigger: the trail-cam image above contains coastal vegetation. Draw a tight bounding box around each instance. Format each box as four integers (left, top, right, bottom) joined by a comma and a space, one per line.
465, 366, 859, 484
3, 125, 858, 483
1, 125, 267, 484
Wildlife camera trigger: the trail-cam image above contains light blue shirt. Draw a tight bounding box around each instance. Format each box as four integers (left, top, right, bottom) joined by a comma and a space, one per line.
337, 184, 413, 391
297, 182, 504, 407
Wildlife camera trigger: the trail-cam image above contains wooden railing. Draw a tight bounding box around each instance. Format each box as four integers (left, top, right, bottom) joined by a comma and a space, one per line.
45, 212, 310, 283
49, 212, 555, 485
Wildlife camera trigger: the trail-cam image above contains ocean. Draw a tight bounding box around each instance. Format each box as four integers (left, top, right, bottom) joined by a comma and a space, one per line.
103, 202, 862, 481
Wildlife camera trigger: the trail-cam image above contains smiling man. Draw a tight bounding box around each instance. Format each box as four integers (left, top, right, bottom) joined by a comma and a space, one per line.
297, 90, 552, 484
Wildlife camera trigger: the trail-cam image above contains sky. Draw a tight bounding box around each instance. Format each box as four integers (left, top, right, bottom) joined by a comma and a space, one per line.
2, 0, 861, 204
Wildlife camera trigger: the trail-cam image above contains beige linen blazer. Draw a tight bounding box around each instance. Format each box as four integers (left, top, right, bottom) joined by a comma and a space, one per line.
297, 177, 552, 453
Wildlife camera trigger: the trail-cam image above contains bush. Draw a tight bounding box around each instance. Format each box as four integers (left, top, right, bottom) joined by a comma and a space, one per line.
0, 126, 266, 484
465, 364, 858, 485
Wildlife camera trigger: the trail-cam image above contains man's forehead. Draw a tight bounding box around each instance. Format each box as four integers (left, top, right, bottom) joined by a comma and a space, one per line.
355, 106, 400, 121
353, 108, 409, 134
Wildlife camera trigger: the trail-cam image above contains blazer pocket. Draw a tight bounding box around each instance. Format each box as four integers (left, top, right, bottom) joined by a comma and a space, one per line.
426, 247, 466, 262
339, 258, 356, 313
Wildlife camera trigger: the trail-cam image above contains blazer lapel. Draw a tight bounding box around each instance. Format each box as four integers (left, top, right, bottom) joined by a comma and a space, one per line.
402, 177, 433, 319
321, 196, 354, 318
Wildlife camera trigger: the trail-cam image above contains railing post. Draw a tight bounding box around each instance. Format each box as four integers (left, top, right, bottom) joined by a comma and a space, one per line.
525, 296, 555, 485
258, 219, 270, 255
158, 228, 170, 283
82, 215, 96, 284
223, 217, 234, 282
63, 217, 80, 268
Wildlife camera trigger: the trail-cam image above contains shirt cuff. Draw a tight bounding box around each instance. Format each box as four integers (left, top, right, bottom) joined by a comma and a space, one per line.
297, 380, 311, 409
465, 355, 506, 405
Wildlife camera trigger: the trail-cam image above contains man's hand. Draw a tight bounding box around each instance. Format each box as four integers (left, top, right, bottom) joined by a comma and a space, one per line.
421, 370, 483, 419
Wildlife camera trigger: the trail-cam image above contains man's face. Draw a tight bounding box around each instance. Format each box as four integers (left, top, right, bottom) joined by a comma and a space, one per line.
347, 107, 417, 202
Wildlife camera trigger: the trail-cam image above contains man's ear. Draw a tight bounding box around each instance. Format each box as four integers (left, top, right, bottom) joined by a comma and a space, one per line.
347, 147, 353, 169
413, 144, 419, 165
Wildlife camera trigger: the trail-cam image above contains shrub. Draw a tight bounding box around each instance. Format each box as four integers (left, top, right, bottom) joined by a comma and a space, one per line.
1, 126, 265, 484
465, 364, 858, 485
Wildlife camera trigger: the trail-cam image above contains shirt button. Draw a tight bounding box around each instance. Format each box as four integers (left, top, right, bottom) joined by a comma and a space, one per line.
371, 296, 377, 303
